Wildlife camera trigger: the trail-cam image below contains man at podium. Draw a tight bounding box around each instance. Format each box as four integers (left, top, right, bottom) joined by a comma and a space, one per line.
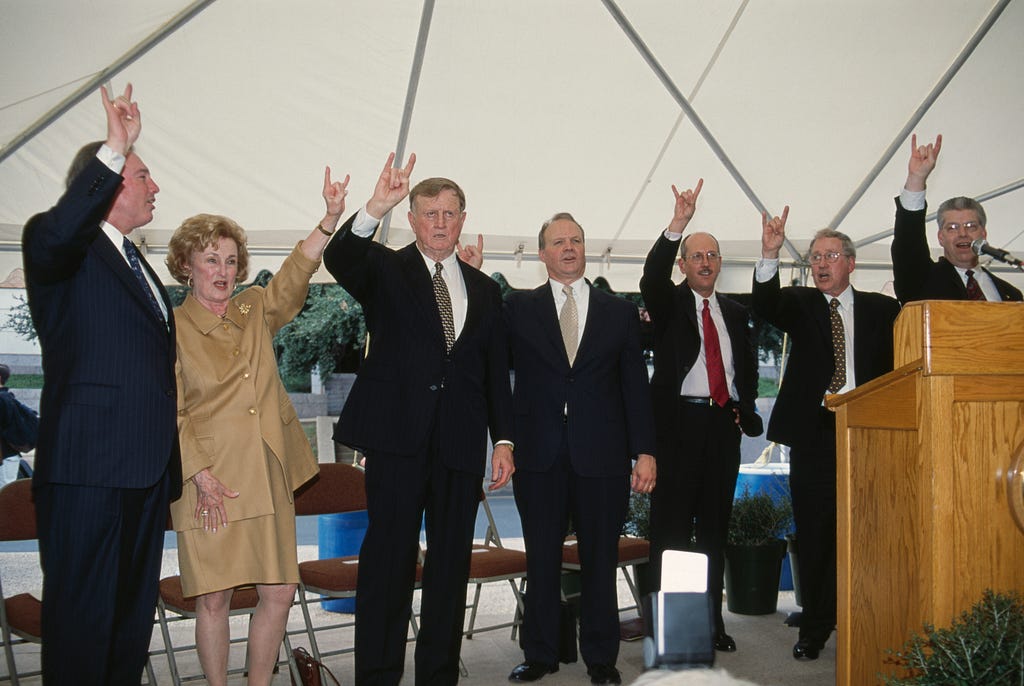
752, 210, 900, 661
891, 133, 1022, 304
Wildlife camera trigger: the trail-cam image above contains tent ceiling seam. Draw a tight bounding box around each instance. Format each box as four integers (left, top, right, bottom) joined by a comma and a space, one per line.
0, 0, 219, 164
826, 0, 1012, 233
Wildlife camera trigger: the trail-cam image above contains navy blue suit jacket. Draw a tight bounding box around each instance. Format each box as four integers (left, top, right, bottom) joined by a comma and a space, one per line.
891, 198, 1022, 304
751, 273, 900, 450
323, 214, 512, 474
504, 282, 655, 476
22, 157, 181, 495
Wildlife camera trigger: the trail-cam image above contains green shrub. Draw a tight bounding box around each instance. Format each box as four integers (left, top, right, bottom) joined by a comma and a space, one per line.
727, 484, 793, 546
882, 589, 1024, 685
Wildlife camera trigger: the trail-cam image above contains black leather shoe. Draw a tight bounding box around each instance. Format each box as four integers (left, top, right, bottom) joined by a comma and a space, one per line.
793, 638, 822, 660
508, 661, 558, 682
587, 664, 622, 685
713, 632, 737, 652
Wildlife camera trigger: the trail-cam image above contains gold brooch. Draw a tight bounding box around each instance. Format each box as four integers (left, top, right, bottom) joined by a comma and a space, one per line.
238, 303, 252, 316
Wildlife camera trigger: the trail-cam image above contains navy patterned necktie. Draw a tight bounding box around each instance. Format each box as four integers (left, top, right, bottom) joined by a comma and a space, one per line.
965, 269, 986, 301
433, 262, 456, 352
123, 236, 165, 322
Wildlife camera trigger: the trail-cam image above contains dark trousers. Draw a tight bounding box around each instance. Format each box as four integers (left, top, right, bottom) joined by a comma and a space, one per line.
513, 428, 629, 669
36, 471, 171, 686
788, 409, 837, 644
354, 431, 480, 686
648, 400, 741, 634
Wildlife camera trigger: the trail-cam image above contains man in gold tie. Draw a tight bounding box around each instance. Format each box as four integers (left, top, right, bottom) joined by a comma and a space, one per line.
753, 210, 900, 660
504, 213, 656, 685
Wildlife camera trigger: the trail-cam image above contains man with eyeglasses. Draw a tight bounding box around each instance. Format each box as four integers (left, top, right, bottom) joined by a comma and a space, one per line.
753, 212, 900, 661
641, 180, 763, 654
891, 133, 1022, 303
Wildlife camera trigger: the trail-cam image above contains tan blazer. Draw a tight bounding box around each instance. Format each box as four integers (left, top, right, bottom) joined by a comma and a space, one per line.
170, 244, 320, 531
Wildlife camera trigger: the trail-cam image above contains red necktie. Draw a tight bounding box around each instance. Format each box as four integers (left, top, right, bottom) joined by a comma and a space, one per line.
702, 298, 729, 407
965, 269, 986, 301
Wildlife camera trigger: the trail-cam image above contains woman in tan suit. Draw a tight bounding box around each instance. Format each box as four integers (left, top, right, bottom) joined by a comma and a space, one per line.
165, 167, 349, 685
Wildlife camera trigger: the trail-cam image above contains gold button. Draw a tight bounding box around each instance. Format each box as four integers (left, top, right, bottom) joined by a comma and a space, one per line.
248, 408, 256, 415
233, 348, 239, 356
243, 372, 250, 379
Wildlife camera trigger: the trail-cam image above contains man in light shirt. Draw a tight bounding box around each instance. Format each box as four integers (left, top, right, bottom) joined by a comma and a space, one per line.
891, 133, 1022, 303
753, 212, 899, 660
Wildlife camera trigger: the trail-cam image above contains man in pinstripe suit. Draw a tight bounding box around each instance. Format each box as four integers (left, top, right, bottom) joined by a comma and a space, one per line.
21, 84, 181, 685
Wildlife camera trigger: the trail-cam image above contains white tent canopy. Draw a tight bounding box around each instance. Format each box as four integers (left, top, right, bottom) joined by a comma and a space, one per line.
2, 0, 1023, 296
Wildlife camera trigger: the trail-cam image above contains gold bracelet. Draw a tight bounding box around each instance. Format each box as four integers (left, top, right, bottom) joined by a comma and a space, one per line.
316, 223, 335, 237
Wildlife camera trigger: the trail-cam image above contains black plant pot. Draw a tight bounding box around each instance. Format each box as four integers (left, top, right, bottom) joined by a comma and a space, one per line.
724, 539, 787, 615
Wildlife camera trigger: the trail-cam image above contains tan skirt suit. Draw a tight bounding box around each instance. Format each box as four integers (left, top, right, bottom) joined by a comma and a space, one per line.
171, 244, 320, 597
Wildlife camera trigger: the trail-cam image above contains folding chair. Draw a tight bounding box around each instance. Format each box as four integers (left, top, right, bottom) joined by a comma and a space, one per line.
0, 479, 41, 686
462, 489, 529, 640
292, 462, 426, 670
562, 535, 650, 617
0, 479, 160, 685
154, 516, 298, 685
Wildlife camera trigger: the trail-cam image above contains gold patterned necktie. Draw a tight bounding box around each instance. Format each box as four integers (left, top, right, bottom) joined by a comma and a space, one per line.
559, 285, 578, 365
433, 262, 456, 352
827, 298, 847, 393
965, 269, 986, 301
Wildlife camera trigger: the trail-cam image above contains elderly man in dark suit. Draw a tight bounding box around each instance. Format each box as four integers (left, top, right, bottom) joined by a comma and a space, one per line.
891, 134, 1022, 304
323, 156, 514, 686
504, 213, 656, 686
753, 210, 900, 661
22, 85, 181, 685
640, 180, 763, 653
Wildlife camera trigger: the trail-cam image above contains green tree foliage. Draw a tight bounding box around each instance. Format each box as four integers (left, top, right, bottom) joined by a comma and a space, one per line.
882, 589, 1023, 685
273, 281, 366, 391
2, 294, 36, 341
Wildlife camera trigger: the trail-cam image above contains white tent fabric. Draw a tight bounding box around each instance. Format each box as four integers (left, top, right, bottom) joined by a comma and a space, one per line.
2, 0, 1023, 295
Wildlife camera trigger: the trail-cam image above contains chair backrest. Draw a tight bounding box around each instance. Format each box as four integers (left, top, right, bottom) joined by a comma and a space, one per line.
478, 488, 504, 548
0, 479, 35, 542
294, 462, 367, 516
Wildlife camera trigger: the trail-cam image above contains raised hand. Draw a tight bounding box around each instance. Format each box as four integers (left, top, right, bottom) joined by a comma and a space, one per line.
100, 83, 141, 155
366, 152, 417, 219
322, 166, 350, 219
905, 133, 942, 192
456, 233, 484, 269
761, 205, 790, 259
667, 178, 703, 234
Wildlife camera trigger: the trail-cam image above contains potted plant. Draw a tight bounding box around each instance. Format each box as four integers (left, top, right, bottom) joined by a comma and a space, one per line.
724, 484, 793, 615
881, 589, 1023, 685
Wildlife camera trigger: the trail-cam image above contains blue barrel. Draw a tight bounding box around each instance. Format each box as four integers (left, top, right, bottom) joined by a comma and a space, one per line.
733, 464, 795, 591
318, 511, 369, 613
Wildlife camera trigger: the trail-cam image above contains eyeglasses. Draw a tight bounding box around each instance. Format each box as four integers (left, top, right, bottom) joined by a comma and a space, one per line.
940, 221, 983, 234
683, 250, 721, 263
809, 251, 847, 264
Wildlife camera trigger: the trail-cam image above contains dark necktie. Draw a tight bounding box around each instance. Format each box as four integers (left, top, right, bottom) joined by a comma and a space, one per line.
965, 269, 986, 301
702, 298, 729, 407
827, 298, 847, 393
559, 285, 579, 365
123, 236, 165, 322
433, 262, 456, 352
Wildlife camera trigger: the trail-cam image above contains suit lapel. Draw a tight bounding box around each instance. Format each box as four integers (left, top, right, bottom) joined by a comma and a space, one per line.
397, 244, 446, 348
93, 232, 168, 330
532, 284, 570, 365
576, 283, 606, 363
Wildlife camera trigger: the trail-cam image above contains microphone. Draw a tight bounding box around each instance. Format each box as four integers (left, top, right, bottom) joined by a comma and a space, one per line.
971, 238, 1024, 269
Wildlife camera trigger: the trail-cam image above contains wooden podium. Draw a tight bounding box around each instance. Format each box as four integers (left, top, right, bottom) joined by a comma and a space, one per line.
827, 301, 1024, 686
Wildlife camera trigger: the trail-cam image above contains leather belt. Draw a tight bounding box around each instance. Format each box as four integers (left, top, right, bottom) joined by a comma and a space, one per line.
679, 395, 716, 406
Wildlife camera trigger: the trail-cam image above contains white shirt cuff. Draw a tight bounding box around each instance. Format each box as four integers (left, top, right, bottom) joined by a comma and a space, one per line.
900, 188, 926, 211
350, 206, 381, 238
754, 258, 779, 283
96, 144, 126, 174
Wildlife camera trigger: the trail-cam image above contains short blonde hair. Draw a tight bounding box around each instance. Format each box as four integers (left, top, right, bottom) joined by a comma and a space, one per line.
166, 213, 250, 285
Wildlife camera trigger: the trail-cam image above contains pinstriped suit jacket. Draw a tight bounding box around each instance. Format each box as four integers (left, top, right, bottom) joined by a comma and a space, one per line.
22, 156, 181, 496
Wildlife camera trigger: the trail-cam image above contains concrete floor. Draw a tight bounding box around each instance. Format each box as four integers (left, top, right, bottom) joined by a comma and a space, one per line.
0, 541, 836, 686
